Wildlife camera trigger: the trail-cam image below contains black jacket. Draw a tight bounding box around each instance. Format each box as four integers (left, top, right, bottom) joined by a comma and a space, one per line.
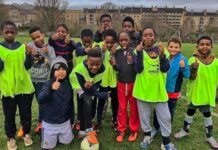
38, 78, 73, 124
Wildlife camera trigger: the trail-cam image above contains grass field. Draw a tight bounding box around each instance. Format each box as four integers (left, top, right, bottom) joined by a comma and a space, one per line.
0, 34, 218, 150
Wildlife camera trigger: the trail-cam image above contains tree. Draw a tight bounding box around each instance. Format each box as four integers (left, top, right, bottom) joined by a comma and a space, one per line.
34, 0, 68, 32
0, 0, 9, 23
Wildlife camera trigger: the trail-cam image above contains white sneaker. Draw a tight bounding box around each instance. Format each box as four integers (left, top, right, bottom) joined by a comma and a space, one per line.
23, 134, 33, 146
174, 129, 188, 139
206, 137, 218, 149
7, 138, 17, 150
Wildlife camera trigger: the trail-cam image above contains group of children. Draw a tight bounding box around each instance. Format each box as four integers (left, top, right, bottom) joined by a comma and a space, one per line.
0, 13, 218, 150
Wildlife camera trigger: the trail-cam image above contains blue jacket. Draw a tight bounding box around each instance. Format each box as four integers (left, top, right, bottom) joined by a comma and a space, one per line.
38, 78, 73, 124
166, 53, 190, 93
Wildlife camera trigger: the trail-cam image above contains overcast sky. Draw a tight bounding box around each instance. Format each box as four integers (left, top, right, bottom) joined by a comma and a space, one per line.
4, 0, 218, 12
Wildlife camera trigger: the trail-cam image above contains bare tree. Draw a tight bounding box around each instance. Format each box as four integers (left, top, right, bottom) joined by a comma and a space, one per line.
34, 0, 68, 32
0, 0, 9, 23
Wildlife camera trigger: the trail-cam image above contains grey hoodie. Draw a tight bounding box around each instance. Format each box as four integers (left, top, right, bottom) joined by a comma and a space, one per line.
28, 42, 56, 82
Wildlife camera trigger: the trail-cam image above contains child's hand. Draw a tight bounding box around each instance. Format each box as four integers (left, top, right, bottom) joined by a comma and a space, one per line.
158, 41, 165, 56
136, 42, 143, 51
179, 57, 185, 68
84, 81, 93, 89
85, 44, 92, 53
41, 46, 48, 54
51, 33, 59, 40
99, 24, 104, 33
111, 43, 117, 54
102, 41, 107, 52
109, 56, 116, 65
52, 78, 60, 90
191, 58, 199, 70
25, 44, 32, 55
65, 34, 71, 44
127, 52, 133, 64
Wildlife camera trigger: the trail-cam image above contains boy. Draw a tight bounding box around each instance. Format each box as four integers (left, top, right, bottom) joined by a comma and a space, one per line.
70, 48, 107, 144
175, 36, 218, 149
151, 37, 190, 138
94, 14, 112, 43
97, 29, 119, 131
74, 29, 99, 131
28, 27, 56, 133
38, 56, 74, 149
122, 16, 140, 48
0, 21, 35, 150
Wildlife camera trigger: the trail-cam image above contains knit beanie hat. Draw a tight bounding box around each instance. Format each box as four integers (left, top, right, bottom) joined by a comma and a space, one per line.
50, 56, 68, 78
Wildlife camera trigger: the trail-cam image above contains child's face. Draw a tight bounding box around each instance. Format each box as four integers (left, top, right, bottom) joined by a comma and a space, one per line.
168, 42, 181, 56
30, 31, 45, 47
196, 39, 212, 55
104, 36, 115, 50
82, 36, 93, 48
119, 32, 129, 49
142, 28, 155, 48
87, 57, 102, 74
54, 67, 67, 80
122, 21, 134, 32
2, 25, 17, 43
101, 17, 112, 30
56, 26, 68, 40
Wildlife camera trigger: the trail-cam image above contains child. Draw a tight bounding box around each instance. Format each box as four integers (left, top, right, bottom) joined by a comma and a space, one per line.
74, 29, 99, 131
70, 48, 107, 144
28, 26, 56, 134
175, 36, 218, 149
0, 21, 35, 150
122, 16, 140, 48
38, 56, 74, 149
151, 37, 190, 138
97, 29, 119, 131
133, 27, 176, 150
49, 24, 75, 73
94, 14, 112, 43
110, 31, 140, 142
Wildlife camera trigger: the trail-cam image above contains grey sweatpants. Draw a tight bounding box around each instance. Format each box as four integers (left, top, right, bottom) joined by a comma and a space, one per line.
137, 100, 171, 137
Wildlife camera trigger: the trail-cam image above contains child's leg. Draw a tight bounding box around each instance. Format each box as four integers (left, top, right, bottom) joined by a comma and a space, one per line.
41, 121, 58, 149
79, 96, 85, 131
82, 94, 94, 130
58, 120, 73, 145
183, 107, 196, 133
16, 94, 34, 135
33, 82, 44, 122
168, 98, 178, 121
203, 110, 218, 148
77, 94, 82, 122
2, 96, 17, 139
110, 87, 118, 124
203, 111, 213, 138
128, 83, 139, 133
137, 100, 152, 148
155, 102, 171, 145
137, 100, 152, 135
97, 87, 108, 125
117, 82, 128, 133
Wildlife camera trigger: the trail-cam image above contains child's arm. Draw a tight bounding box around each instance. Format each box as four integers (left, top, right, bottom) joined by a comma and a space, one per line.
159, 54, 170, 73
24, 43, 35, 70
133, 43, 144, 73
38, 80, 54, 104
189, 58, 199, 80
47, 46, 56, 66
0, 58, 4, 72
74, 42, 90, 57
48, 33, 59, 46
180, 57, 190, 79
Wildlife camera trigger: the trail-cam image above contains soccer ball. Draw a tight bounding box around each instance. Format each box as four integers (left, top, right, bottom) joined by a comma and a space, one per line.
80, 137, 99, 150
